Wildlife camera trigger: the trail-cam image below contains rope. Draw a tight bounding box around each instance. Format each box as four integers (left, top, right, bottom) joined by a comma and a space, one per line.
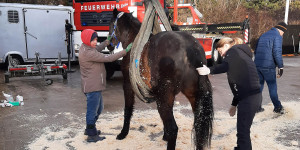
129, 0, 172, 102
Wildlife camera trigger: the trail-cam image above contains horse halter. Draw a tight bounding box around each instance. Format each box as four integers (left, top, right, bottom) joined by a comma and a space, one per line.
110, 12, 125, 48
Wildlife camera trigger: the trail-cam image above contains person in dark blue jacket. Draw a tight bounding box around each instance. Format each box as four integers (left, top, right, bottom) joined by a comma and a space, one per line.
254, 22, 287, 114
197, 37, 261, 150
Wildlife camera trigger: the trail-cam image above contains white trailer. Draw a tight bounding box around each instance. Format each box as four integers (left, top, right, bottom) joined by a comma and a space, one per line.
0, 3, 77, 65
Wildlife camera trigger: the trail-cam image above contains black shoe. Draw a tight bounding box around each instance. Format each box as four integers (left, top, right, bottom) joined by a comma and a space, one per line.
84, 129, 101, 135
256, 107, 265, 113
87, 135, 106, 143
85, 127, 100, 136
273, 107, 284, 114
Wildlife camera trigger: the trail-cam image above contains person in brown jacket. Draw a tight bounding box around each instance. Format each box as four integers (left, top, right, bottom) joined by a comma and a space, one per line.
79, 29, 132, 142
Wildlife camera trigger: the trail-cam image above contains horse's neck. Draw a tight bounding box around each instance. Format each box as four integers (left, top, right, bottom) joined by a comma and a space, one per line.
122, 27, 139, 45
119, 16, 141, 45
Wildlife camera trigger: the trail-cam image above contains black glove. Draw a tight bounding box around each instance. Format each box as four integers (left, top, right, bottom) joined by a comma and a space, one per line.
277, 68, 283, 78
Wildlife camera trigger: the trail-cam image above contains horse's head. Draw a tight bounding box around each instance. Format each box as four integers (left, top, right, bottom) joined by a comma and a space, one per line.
107, 8, 120, 50
108, 8, 141, 49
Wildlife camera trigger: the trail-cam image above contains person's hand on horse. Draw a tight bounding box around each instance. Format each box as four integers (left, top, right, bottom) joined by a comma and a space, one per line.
277, 68, 283, 78
106, 35, 112, 41
229, 105, 236, 117
103, 39, 110, 46
103, 35, 112, 46
196, 65, 210, 75
125, 43, 133, 52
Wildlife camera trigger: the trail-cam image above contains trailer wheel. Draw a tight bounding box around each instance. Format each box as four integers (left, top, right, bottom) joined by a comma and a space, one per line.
6, 55, 23, 67
11, 56, 23, 66
45, 79, 53, 85
5, 74, 9, 83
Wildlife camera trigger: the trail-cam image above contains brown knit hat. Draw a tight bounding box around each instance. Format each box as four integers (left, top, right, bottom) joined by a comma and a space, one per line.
275, 22, 287, 32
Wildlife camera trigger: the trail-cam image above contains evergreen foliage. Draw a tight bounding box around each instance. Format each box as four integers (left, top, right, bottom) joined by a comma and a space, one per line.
243, 0, 285, 11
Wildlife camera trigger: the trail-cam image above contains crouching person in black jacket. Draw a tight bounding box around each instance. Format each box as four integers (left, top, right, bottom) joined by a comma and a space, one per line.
197, 37, 262, 150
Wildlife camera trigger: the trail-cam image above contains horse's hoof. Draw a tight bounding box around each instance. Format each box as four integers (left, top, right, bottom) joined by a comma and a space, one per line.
116, 133, 127, 140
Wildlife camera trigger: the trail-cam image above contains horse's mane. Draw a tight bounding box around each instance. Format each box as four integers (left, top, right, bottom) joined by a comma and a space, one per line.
121, 13, 141, 35
119, 11, 180, 34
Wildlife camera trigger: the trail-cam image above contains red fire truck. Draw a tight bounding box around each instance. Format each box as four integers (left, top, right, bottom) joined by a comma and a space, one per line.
72, 0, 250, 78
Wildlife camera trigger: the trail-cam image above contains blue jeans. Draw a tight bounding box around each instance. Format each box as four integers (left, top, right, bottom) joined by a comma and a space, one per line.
256, 68, 282, 109
85, 91, 104, 125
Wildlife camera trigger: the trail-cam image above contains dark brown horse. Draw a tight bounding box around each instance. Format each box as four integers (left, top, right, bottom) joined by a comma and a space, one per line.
108, 9, 213, 150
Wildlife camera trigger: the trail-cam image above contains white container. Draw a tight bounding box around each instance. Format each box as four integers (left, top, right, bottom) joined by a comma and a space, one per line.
16, 95, 24, 106
2, 91, 14, 102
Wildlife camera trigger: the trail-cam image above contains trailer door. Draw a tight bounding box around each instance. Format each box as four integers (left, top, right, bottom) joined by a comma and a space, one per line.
0, 7, 27, 62
24, 8, 71, 59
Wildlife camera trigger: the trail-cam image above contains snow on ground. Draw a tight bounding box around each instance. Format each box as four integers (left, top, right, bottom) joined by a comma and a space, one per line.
27, 101, 300, 150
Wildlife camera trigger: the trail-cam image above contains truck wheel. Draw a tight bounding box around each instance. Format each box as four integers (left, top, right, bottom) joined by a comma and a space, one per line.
211, 47, 222, 66
105, 63, 117, 80
106, 69, 115, 80
5, 74, 9, 83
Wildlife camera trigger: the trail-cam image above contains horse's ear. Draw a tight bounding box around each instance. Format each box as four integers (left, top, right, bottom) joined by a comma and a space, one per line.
113, 8, 118, 18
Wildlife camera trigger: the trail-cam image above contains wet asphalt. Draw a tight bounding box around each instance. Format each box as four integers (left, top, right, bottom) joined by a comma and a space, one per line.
0, 56, 299, 150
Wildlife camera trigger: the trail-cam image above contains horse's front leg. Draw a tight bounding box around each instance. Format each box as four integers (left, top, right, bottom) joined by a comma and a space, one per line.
155, 80, 178, 150
116, 63, 135, 140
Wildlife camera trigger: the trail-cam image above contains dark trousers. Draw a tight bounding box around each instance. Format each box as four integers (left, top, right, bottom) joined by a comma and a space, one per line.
256, 68, 282, 109
236, 92, 261, 150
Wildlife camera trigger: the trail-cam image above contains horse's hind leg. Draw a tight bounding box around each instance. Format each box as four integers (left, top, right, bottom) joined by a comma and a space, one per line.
117, 64, 135, 140
155, 81, 178, 150
182, 75, 213, 150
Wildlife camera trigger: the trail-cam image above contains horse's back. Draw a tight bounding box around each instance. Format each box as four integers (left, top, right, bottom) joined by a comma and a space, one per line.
142, 31, 206, 91
149, 31, 206, 68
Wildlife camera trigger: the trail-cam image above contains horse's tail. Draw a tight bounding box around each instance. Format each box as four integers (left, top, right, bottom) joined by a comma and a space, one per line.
194, 75, 213, 149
